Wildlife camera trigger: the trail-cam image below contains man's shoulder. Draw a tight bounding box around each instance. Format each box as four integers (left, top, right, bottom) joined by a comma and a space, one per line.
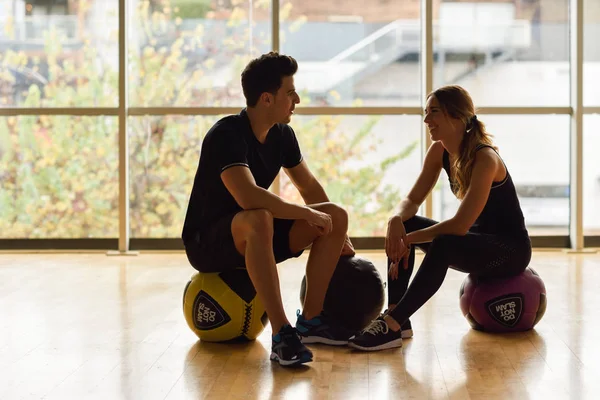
274, 122, 293, 132
205, 113, 247, 141
272, 123, 295, 139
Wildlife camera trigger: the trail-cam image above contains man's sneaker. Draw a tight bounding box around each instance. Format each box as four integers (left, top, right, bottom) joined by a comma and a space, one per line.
295, 310, 353, 345
270, 324, 313, 366
348, 318, 403, 351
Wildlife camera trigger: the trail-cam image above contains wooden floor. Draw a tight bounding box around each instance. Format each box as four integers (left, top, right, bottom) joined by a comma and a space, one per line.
1, 250, 599, 400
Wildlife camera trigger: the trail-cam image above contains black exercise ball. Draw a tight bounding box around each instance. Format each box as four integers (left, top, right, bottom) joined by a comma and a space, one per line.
299, 255, 385, 333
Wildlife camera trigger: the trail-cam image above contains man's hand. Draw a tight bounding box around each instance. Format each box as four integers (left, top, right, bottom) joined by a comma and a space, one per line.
341, 235, 355, 256
305, 208, 333, 235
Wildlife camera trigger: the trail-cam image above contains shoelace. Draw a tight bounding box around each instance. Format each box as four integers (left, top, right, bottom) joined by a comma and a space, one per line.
280, 328, 304, 347
363, 319, 389, 336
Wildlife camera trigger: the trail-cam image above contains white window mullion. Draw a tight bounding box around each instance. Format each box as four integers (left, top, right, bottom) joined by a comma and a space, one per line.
422, 0, 433, 218
569, 0, 584, 250
271, 0, 281, 196
108, 0, 136, 256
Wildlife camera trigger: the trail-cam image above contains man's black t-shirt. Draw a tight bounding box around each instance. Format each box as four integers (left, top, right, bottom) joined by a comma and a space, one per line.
182, 109, 303, 244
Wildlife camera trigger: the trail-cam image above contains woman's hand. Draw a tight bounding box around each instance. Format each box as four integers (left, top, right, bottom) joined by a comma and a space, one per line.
386, 216, 411, 278
386, 216, 407, 261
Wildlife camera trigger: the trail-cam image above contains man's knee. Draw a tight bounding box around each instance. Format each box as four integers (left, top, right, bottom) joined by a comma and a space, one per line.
232, 209, 274, 240
314, 202, 348, 232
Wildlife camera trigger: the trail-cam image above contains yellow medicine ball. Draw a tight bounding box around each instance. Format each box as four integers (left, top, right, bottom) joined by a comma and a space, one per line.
182, 268, 268, 342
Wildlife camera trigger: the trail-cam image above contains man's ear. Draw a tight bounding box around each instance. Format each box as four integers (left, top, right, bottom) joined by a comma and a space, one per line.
260, 92, 273, 106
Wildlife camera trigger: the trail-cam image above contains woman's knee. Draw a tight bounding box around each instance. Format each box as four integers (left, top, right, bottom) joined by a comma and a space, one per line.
403, 215, 436, 234
403, 216, 419, 233
429, 234, 459, 250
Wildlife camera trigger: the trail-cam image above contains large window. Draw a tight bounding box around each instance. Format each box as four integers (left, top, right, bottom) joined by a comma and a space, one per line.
128, 115, 222, 238
1, 0, 597, 249
0, 0, 118, 107
584, 115, 600, 235
280, 1, 420, 106
583, 0, 599, 236
433, 0, 569, 106
128, 0, 271, 107
279, 115, 422, 236
585, 0, 600, 106
0, 116, 118, 238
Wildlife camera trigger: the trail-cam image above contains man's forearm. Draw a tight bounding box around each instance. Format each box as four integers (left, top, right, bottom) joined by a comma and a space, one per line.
298, 181, 329, 205
241, 187, 310, 220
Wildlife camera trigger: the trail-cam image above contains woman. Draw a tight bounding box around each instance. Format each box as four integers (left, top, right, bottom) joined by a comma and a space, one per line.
349, 85, 532, 351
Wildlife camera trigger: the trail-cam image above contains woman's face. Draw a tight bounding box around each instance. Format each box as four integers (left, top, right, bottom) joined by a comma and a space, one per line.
424, 96, 464, 142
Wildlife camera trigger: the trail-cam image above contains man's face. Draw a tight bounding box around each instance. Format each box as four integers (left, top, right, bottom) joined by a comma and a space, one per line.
271, 75, 300, 124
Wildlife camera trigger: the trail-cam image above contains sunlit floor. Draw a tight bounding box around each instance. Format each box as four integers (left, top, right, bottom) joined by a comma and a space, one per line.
1, 249, 599, 400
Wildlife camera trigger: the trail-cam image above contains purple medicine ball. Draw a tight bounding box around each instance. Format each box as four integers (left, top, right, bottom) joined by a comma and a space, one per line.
459, 267, 547, 332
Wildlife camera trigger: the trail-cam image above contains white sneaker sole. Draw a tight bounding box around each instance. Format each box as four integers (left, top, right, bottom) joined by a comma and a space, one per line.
348, 337, 403, 351
270, 352, 312, 366
401, 329, 413, 339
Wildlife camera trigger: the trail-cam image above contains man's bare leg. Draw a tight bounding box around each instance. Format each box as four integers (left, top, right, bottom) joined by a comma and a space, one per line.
231, 203, 348, 333
231, 209, 288, 334
287, 203, 349, 320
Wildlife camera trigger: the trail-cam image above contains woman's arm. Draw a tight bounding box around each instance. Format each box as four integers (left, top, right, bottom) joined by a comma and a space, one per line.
387, 142, 444, 263
393, 141, 445, 221
406, 148, 499, 244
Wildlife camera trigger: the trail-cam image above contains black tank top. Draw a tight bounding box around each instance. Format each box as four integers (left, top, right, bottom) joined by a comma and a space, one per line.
442, 144, 529, 236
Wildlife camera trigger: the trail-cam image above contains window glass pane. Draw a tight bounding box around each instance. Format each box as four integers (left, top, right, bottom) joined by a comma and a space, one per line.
128, 0, 271, 107
280, 1, 420, 106
0, 116, 118, 238
433, 0, 569, 106
132, 114, 422, 239
280, 115, 423, 236
129, 115, 223, 238
432, 115, 570, 236
0, 0, 118, 107
584, 0, 600, 106
584, 115, 600, 235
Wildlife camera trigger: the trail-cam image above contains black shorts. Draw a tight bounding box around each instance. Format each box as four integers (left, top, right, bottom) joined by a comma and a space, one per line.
184, 212, 305, 273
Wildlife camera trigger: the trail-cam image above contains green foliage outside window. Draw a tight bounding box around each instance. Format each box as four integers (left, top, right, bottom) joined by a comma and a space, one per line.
0, 0, 415, 238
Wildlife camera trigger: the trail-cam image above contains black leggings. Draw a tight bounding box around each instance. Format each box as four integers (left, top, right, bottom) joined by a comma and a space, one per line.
387, 216, 532, 325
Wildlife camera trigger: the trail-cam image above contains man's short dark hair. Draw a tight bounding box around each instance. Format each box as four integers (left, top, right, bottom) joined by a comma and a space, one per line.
241, 52, 298, 107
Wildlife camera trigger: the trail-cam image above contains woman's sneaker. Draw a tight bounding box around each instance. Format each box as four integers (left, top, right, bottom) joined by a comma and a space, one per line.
348, 318, 403, 351
401, 319, 413, 339
381, 309, 413, 339
271, 324, 313, 366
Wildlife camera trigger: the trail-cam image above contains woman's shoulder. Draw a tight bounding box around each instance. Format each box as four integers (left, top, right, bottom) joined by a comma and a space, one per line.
473, 143, 499, 155
428, 140, 446, 155
424, 141, 446, 168
472, 146, 502, 171
473, 144, 499, 158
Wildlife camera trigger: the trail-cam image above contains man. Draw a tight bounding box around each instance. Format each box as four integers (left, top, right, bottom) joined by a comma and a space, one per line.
182, 52, 355, 367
